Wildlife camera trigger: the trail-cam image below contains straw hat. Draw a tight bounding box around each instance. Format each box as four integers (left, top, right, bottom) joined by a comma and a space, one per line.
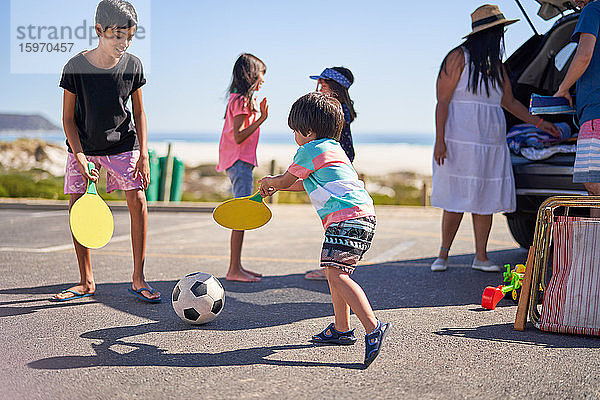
464, 4, 519, 38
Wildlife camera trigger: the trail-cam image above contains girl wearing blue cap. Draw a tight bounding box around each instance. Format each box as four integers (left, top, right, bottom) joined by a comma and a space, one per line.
310, 67, 357, 162
305, 66, 357, 281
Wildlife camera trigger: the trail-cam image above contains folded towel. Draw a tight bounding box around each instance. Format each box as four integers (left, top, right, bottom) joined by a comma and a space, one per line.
529, 94, 576, 115
519, 144, 577, 160
507, 122, 573, 153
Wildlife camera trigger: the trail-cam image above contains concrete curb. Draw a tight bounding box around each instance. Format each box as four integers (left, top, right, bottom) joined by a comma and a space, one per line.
0, 198, 216, 213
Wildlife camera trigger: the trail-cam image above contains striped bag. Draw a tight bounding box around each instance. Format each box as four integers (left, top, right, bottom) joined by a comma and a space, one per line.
537, 216, 600, 336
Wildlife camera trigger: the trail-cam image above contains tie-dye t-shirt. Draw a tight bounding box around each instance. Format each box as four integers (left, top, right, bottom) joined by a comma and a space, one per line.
287, 138, 375, 228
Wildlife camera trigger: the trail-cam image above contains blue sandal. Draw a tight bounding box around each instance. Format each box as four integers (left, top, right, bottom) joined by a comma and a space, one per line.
128, 287, 161, 303
50, 289, 94, 302
311, 323, 357, 345
364, 320, 391, 367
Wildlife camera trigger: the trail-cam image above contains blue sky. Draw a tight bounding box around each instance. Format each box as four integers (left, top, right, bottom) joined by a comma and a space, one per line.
0, 0, 558, 136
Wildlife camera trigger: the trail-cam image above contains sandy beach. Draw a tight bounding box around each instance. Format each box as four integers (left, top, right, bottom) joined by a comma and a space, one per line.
0, 131, 434, 177
148, 141, 433, 177
0, 137, 433, 204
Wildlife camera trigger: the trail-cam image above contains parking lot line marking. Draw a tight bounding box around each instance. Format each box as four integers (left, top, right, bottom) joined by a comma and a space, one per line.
366, 241, 416, 264
0, 232, 139, 253
95, 250, 316, 264
0, 221, 213, 253
29, 211, 68, 218
0, 245, 72, 253
376, 229, 516, 247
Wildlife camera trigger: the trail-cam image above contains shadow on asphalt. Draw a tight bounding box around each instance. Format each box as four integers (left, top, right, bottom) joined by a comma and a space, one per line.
0, 249, 529, 322
27, 321, 600, 371
9, 248, 595, 370
28, 340, 366, 370
435, 323, 600, 349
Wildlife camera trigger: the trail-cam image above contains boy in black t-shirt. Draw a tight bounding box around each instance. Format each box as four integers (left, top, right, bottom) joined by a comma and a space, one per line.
52, 0, 160, 303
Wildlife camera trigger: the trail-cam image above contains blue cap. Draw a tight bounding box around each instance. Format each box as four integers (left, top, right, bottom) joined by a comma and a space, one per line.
310, 68, 352, 89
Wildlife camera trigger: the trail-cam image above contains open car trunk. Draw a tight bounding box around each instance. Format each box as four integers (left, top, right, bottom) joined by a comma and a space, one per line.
505, 12, 579, 132
535, 0, 578, 20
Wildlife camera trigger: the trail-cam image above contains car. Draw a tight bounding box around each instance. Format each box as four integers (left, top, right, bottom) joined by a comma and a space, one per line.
503, 0, 587, 248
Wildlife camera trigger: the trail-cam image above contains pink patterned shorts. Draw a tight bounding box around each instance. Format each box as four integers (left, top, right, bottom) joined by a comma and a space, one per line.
64, 150, 144, 194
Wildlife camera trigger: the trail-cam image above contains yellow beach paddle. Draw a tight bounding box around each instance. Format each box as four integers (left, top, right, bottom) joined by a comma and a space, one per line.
69, 162, 114, 249
212, 192, 272, 230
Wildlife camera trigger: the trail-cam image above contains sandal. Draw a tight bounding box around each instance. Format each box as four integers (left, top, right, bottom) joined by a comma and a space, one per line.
49, 289, 94, 302
304, 269, 327, 281
128, 287, 161, 303
311, 323, 357, 345
364, 320, 391, 367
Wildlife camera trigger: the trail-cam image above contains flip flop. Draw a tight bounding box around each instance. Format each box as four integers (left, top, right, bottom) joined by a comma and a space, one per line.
50, 289, 94, 302
304, 269, 327, 281
128, 287, 161, 303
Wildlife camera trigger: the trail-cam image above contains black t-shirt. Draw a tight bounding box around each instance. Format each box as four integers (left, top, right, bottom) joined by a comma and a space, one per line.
59, 51, 146, 155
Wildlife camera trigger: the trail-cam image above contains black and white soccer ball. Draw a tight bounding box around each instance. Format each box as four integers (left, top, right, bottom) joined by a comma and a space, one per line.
172, 272, 225, 325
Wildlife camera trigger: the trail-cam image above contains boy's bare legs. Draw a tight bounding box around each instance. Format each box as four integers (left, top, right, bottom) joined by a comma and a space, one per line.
226, 230, 261, 282
472, 213, 493, 262
53, 193, 96, 300
327, 275, 351, 332
126, 188, 159, 300
325, 267, 377, 334
437, 210, 463, 259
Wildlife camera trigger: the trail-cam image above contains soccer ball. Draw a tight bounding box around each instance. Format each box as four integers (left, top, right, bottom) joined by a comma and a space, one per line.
172, 272, 225, 325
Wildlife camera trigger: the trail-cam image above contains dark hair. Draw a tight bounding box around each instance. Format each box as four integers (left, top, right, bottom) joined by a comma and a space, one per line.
322, 67, 357, 122
439, 25, 505, 97
95, 0, 138, 30
288, 92, 344, 141
228, 53, 267, 103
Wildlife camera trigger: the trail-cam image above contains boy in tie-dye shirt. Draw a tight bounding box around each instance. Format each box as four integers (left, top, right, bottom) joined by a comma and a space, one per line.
258, 92, 390, 368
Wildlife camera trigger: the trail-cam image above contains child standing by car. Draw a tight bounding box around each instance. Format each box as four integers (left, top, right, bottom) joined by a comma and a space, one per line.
53, 0, 160, 302
217, 53, 269, 282
305, 66, 358, 281
258, 92, 390, 367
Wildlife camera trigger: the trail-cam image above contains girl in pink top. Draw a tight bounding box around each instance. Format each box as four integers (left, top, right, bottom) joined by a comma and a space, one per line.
217, 53, 269, 282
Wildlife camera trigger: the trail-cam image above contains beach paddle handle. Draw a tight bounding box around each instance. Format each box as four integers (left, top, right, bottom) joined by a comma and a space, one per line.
249, 192, 264, 203
86, 161, 98, 195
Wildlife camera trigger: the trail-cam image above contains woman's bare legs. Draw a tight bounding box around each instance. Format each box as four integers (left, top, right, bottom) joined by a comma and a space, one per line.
437, 210, 464, 259
472, 213, 493, 262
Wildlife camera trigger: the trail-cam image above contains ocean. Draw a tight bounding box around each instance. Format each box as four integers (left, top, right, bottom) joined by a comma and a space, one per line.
0, 132, 434, 176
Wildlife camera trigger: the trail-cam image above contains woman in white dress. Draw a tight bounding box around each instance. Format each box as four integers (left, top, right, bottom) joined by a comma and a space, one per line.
431, 4, 560, 272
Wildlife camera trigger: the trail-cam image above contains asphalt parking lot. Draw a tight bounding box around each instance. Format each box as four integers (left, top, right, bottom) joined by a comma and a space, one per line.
0, 204, 599, 399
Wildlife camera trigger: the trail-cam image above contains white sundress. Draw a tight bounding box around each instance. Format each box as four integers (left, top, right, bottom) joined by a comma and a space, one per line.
431, 48, 516, 214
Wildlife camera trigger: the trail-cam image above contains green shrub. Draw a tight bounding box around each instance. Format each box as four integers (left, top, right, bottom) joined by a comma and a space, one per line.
390, 183, 423, 206
180, 191, 230, 202
0, 172, 66, 199
0, 171, 125, 201
370, 193, 398, 205
275, 191, 310, 204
